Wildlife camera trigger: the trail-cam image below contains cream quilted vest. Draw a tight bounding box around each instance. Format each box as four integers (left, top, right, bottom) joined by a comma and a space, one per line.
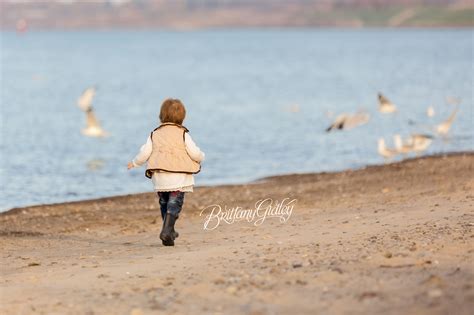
145, 123, 201, 178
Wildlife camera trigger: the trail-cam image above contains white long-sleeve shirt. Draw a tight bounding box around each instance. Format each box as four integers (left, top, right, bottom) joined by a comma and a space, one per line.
131, 133, 205, 192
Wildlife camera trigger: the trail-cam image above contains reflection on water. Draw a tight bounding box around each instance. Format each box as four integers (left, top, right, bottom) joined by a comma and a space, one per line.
1, 29, 472, 211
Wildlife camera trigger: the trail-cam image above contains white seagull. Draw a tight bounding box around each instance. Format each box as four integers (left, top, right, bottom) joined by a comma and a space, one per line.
410, 134, 433, 155
393, 134, 413, 155
378, 93, 397, 114
394, 134, 433, 156
326, 110, 370, 132
426, 106, 435, 118
436, 107, 458, 136
77, 87, 109, 138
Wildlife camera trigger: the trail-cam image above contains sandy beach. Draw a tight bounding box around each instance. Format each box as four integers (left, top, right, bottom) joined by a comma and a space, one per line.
1, 153, 473, 315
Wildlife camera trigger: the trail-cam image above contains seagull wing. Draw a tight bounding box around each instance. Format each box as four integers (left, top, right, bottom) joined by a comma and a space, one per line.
344, 113, 370, 130
436, 107, 458, 134
326, 114, 346, 132
77, 87, 96, 112
446, 107, 458, 124
378, 93, 390, 105
86, 109, 101, 129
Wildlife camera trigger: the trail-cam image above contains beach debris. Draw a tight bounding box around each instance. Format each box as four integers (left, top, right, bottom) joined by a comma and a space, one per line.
378, 93, 397, 113
436, 106, 458, 136
427, 106, 435, 117
213, 277, 226, 285
3, 231, 43, 237
427, 289, 443, 298
295, 279, 307, 285
77, 86, 109, 137
359, 291, 379, 301
377, 138, 398, 161
325, 110, 370, 132
384, 252, 393, 259
447, 267, 461, 276
379, 263, 415, 268
27, 262, 40, 267
292, 262, 303, 268
379, 259, 432, 268
330, 267, 344, 274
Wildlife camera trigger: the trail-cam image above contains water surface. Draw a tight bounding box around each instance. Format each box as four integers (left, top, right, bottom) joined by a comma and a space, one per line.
1, 29, 472, 211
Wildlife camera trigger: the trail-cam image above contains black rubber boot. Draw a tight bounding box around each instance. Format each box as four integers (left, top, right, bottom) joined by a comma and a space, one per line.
160, 215, 178, 239
160, 213, 177, 246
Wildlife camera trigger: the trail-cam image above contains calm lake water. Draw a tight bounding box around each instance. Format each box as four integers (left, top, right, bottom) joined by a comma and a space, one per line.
1, 29, 473, 211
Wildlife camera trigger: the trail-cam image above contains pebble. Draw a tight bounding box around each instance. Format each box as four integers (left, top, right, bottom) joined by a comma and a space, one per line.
292, 262, 303, 268
226, 286, 238, 294
359, 291, 378, 301
130, 308, 144, 315
428, 289, 443, 298
214, 277, 225, 285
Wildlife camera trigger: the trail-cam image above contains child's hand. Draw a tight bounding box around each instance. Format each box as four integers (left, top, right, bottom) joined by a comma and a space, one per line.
127, 162, 134, 170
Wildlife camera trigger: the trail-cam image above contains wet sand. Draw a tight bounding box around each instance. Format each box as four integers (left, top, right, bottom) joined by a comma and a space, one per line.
1, 153, 473, 315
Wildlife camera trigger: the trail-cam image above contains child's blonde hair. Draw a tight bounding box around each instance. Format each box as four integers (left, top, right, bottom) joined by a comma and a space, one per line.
159, 98, 186, 125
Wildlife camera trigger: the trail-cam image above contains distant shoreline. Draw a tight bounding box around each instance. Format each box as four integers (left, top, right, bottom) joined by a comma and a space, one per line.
2, 2, 473, 30
1, 25, 473, 32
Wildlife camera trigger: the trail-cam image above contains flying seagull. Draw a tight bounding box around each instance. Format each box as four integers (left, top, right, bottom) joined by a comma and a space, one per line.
326, 111, 370, 132
436, 107, 458, 136
77, 87, 109, 138
378, 93, 397, 114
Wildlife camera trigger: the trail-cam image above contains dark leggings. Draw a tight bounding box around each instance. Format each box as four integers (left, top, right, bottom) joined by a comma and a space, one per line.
158, 191, 185, 220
